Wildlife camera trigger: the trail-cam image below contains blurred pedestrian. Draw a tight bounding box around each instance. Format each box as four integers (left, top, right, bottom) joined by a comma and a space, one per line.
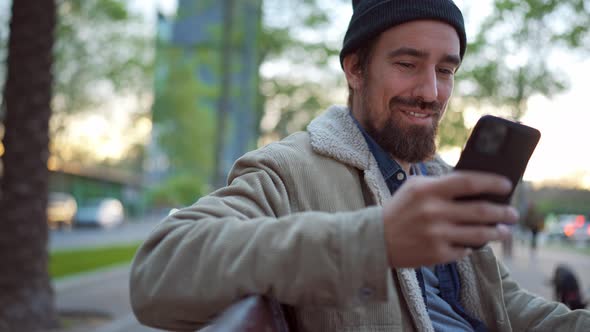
524, 201, 545, 252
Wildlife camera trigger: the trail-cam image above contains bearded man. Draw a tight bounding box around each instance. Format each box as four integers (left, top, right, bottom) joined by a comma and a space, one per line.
130, 1, 590, 331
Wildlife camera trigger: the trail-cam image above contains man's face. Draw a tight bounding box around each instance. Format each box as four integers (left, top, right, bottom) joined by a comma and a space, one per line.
348, 20, 461, 162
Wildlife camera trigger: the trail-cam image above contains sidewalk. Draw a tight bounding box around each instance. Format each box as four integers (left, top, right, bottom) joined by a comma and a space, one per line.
489, 241, 590, 301
53, 264, 163, 332
52, 242, 589, 331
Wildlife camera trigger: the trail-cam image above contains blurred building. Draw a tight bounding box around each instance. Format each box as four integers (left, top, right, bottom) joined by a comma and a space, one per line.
146, 0, 262, 192
48, 163, 143, 217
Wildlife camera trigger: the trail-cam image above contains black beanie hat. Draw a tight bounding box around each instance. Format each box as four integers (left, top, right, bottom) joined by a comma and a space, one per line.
340, 0, 466, 67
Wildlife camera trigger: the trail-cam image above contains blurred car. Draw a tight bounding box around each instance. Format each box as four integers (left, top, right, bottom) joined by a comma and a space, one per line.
562, 215, 590, 244
75, 198, 125, 228
545, 215, 571, 241
546, 214, 590, 244
47, 192, 77, 230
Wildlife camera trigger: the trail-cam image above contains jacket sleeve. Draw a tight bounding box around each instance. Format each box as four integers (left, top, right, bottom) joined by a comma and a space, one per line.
129, 147, 390, 331
500, 262, 590, 331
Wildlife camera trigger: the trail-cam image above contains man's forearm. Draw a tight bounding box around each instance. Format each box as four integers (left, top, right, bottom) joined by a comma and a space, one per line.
129, 205, 389, 330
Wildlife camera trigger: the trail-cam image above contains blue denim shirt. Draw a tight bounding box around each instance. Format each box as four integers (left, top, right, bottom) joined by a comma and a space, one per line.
350, 114, 487, 332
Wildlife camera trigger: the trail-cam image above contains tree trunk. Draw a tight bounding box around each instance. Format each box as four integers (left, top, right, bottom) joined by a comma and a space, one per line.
0, 0, 57, 331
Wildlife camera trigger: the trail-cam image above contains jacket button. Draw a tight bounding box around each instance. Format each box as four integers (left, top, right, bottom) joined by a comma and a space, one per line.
359, 286, 374, 300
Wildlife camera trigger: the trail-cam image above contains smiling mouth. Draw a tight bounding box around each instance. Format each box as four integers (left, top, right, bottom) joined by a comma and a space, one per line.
405, 111, 428, 118
400, 109, 433, 119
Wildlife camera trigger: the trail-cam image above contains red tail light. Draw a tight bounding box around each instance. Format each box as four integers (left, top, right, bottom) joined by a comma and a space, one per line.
564, 223, 576, 237
574, 215, 585, 228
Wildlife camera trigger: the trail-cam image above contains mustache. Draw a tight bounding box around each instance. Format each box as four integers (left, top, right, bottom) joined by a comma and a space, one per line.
389, 96, 443, 113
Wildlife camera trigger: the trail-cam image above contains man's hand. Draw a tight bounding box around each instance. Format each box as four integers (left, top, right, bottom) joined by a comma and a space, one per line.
383, 171, 519, 268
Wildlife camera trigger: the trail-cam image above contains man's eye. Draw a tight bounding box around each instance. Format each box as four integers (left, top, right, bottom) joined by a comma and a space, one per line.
397, 62, 414, 68
438, 68, 455, 76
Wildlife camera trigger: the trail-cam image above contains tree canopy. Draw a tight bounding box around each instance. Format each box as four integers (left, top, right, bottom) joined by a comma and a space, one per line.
52, 0, 153, 115
0, 0, 154, 169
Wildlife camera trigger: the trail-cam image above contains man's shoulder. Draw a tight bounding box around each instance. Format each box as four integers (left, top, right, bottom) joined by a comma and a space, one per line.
238, 131, 350, 173
256, 131, 323, 164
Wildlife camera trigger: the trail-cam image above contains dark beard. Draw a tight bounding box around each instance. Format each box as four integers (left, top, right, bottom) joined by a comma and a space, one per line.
366, 119, 438, 163
362, 95, 441, 163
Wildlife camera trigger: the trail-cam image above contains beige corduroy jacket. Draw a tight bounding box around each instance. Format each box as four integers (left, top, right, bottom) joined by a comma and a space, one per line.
130, 105, 590, 332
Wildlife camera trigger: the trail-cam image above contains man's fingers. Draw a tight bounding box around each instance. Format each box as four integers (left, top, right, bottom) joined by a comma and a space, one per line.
430, 171, 513, 199
438, 200, 519, 225
444, 223, 512, 247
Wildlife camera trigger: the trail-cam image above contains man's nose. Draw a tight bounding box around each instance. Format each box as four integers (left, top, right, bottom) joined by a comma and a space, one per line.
412, 68, 438, 102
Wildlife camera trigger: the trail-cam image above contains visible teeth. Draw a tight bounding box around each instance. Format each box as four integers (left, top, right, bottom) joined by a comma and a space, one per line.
408, 111, 427, 118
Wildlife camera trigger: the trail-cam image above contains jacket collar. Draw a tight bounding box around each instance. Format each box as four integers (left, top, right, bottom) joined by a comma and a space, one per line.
307, 105, 372, 171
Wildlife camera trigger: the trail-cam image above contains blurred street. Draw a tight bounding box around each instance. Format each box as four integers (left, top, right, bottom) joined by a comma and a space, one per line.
49, 215, 162, 251
52, 240, 589, 332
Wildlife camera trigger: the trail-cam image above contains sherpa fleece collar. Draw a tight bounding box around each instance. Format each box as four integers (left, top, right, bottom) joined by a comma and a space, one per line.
307, 105, 371, 171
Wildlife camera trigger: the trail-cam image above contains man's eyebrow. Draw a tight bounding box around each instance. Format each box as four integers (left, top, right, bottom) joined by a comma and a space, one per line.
387, 47, 427, 59
441, 54, 461, 67
387, 47, 461, 67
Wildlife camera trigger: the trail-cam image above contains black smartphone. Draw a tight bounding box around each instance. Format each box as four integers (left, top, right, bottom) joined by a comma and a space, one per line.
454, 115, 541, 204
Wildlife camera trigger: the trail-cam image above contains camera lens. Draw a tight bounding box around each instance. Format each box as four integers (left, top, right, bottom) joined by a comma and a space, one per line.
475, 122, 507, 155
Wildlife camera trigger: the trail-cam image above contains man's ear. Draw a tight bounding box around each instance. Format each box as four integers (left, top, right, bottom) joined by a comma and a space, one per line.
343, 53, 364, 90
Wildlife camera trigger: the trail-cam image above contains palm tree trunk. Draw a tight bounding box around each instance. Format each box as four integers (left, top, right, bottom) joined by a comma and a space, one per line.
0, 0, 57, 330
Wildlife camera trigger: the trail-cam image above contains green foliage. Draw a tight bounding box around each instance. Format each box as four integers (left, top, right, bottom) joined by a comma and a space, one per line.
260, 77, 336, 137
458, 0, 588, 115
154, 1, 264, 191
537, 200, 590, 216
0, 0, 157, 170
258, 0, 345, 141
60, 0, 129, 21
53, 0, 153, 116
535, 192, 590, 216
437, 106, 469, 149
151, 47, 216, 179
145, 174, 208, 207
50, 242, 141, 279
150, 7, 217, 184
438, 0, 589, 148
0, 3, 11, 114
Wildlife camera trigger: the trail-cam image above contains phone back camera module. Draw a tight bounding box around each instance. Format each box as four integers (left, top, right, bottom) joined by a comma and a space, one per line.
475, 123, 507, 155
